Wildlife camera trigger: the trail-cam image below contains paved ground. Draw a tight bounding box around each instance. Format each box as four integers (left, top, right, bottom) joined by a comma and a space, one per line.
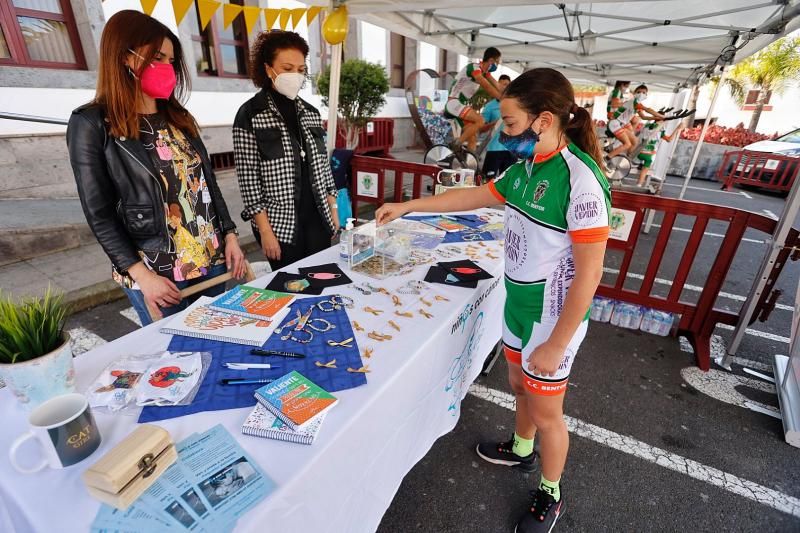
51, 173, 800, 532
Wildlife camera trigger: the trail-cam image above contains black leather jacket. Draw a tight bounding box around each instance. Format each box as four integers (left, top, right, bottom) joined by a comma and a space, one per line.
66, 104, 236, 274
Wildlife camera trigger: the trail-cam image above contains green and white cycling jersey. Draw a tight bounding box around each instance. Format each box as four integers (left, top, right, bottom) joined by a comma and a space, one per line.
448, 63, 484, 104
606, 87, 623, 119
489, 143, 611, 321
612, 98, 644, 126
639, 122, 668, 154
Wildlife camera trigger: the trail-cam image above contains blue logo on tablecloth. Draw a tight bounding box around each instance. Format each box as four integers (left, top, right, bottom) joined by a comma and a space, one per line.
444, 311, 485, 415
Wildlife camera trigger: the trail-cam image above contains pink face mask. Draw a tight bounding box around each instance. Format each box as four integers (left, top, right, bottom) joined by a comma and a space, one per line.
308, 273, 341, 280
129, 49, 177, 100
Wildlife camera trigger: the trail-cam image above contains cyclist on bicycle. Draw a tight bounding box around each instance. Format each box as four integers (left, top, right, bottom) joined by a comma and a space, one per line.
635, 119, 683, 187
445, 47, 504, 154
606, 85, 664, 163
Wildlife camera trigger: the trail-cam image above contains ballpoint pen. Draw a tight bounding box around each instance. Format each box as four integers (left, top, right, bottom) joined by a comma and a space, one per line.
250, 348, 306, 359
219, 378, 275, 386
224, 363, 278, 370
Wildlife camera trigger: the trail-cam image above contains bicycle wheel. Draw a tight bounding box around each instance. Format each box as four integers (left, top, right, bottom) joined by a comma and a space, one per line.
605, 155, 631, 182
424, 144, 479, 171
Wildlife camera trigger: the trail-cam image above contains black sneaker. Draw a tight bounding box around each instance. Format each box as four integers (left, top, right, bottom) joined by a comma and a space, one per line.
515, 488, 564, 533
475, 436, 536, 472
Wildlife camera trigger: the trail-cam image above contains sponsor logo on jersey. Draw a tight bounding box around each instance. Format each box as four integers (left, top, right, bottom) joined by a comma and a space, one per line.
568, 192, 604, 228
513, 176, 521, 190
504, 210, 529, 274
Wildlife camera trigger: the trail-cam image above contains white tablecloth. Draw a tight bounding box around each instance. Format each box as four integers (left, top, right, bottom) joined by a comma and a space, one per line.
0, 211, 506, 533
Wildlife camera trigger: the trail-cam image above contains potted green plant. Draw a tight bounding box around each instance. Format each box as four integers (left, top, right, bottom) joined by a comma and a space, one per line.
318, 59, 390, 150
0, 288, 74, 410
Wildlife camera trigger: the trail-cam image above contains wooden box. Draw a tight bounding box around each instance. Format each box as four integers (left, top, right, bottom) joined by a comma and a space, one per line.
82, 424, 177, 510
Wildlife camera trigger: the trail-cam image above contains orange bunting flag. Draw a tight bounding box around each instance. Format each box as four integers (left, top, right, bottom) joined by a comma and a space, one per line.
264, 7, 280, 29
279, 8, 290, 30
290, 7, 306, 28
222, 3, 242, 29
140, 0, 158, 15
306, 6, 322, 25
196, 0, 221, 31
171, 0, 194, 25
242, 6, 261, 36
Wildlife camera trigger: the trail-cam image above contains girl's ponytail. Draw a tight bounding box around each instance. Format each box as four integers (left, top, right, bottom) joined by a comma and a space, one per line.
565, 104, 604, 169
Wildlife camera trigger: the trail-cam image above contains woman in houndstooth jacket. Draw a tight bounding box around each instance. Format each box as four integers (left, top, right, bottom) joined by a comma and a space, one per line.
233, 31, 339, 270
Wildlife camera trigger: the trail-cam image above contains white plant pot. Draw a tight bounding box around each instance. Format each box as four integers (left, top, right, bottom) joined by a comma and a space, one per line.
0, 333, 76, 411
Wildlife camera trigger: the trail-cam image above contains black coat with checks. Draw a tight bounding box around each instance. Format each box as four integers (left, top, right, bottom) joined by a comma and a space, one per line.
233, 89, 337, 244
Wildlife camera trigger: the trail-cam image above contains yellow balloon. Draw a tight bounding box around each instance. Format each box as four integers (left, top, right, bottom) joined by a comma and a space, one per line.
322, 5, 348, 45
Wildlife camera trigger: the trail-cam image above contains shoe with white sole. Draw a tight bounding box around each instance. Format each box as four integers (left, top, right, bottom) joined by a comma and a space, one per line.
475, 435, 536, 472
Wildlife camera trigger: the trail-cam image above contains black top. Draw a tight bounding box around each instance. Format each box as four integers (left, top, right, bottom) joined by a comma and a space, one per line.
267, 87, 317, 217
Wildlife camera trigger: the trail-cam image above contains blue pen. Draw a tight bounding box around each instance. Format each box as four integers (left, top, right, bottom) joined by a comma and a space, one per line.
220, 378, 274, 386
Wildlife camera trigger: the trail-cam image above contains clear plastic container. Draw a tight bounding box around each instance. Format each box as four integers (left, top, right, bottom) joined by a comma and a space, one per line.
611, 303, 643, 330
590, 297, 615, 323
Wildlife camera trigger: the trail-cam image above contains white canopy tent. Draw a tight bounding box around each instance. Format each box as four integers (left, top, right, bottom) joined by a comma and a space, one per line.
312, 1, 800, 89
310, 1, 800, 445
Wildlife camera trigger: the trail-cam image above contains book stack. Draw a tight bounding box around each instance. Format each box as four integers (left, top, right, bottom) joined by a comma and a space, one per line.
159, 287, 295, 347
241, 371, 338, 445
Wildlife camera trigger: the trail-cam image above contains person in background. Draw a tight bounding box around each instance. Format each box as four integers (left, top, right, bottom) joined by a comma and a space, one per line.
376, 68, 610, 532
635, 119, 683, 187
605, 84, 664, 162
480, 74, 514, 179
67, 10, 246, 326
445, 47, 504, 154
233, 31, 339, 271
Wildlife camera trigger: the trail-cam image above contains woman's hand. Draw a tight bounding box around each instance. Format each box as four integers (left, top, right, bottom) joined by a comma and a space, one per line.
527, 340, 567, 377
260, 228, 282, 261
224, 233, 247, 279
375, 203, 409, 226
135, 269, 182, 320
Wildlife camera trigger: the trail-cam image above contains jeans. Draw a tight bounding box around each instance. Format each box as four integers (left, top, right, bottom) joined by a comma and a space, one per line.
123, 262, 229, 327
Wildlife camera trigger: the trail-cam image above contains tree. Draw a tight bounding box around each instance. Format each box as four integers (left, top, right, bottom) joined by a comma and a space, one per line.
723, 36, 800, 133
318, 59, 390, 150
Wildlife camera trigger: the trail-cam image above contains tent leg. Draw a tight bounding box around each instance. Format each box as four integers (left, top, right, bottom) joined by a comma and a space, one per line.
679, 72, 727, 200
719, 163, 800, 368
326, 41, 343, 154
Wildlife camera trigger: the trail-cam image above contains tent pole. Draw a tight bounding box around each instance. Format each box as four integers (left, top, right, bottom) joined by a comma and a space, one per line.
678, 71, 726, 200
718, 166, 800, 369
326, 41, 343, 154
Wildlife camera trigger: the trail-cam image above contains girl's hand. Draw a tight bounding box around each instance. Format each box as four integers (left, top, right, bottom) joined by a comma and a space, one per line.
375, 203, 409, 226
224, 233, 246, 279
527, 340, 567, 377
137, 270, 181, 320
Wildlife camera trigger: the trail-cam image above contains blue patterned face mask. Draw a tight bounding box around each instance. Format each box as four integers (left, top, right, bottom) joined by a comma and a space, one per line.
488, 63, 498, 73
499, 120, 540, 160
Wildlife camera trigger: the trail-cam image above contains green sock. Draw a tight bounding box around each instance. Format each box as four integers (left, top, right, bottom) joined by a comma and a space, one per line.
512, 432, 534, 457
539, 475, 561, 502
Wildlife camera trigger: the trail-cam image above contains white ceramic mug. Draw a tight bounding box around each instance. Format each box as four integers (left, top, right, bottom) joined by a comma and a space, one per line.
9, 393, 102, 473
436, 169, 463, 187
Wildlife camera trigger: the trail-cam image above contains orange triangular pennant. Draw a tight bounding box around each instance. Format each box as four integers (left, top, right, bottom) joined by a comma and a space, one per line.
290, 7, 306, 28
279, 8, 290, 30
171, 0, 194, 25
242, 6, 261, 36
264, 8, 280, 29
140, 0, 158, 15
222, 3, 242, 29
306, 6, 322, 25
196, 0, 220, 31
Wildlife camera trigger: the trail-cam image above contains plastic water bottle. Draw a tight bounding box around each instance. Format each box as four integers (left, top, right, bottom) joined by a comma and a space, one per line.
339, 218, 356, 264
602, 300, 615, 322
640, 309, 653, 334
630, 305, 643, 329
658, 312, 674, 336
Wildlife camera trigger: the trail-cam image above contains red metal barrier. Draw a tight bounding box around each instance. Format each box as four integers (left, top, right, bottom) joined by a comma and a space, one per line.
350, 156, 438, 215
600, 191, 796, 370
324, 118, 395, 156
347, 157, 799, 370
718, 150, 800, 193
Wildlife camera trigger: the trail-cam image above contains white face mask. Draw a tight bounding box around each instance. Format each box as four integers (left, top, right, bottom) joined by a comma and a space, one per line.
271, 69, 305, 100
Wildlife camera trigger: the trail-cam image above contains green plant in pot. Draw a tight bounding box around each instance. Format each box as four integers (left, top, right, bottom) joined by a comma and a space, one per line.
318, 59, 390, 150
0, 288, 75, 410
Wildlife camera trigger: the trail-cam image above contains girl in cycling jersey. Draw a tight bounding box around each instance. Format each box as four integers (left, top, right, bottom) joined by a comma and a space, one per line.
377, 68, 610, 533
606, 84, 664, 161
